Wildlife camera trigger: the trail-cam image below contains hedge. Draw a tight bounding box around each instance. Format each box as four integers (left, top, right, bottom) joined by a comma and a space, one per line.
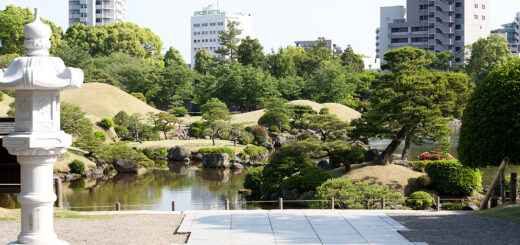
425, 160, 481, 196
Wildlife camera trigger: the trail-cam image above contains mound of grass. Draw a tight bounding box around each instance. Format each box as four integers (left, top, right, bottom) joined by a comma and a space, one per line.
474, 204, 520, 224
127, 139, 246, 153
0, 94, 14, 117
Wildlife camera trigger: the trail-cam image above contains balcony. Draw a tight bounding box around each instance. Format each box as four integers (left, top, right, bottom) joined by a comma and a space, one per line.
70, 13, 81, 18
80, 8, 88, 13
69, 5, 81, 10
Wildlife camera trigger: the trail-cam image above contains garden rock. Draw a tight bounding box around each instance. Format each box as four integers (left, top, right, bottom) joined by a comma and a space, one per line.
113, 159, 139, 173
394, 160, 409, 167
274, 135, 286, 147
261, 142, 273, 151
231, 162, 244, 170
182, 157, 190, 164
317, 159, 332, 170
465, 202, 479, 211
364, 149, 383, 162
168, 146, 191, 161
202, 153, 230, 168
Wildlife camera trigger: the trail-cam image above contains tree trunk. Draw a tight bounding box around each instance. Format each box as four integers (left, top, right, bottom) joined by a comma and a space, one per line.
401, 133, 411, 160
376, 126, 409, 165
212, 136, 216, 146
163, 131, 168, 140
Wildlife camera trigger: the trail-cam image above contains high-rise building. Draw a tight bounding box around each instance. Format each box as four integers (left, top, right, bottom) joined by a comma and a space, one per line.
294, 39, 343, 56
491, 12, 520, 55
69, 0, 126, 26
378, 0, 491, 64
191, 4, 252, 67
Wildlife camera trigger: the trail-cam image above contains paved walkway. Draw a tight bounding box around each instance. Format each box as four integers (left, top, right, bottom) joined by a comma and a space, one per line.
177, 210, 428, 245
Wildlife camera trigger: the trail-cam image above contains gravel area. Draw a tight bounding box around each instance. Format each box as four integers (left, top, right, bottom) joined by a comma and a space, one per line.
0, 214, 188, 245
389, 212, 520, 245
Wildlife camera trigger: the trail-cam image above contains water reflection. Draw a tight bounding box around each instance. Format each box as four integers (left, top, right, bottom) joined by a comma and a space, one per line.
59, 162, 247, 211
369, 135, 460, 160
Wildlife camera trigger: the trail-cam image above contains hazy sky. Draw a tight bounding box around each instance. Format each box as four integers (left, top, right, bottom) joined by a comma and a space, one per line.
2, 0, 520, 64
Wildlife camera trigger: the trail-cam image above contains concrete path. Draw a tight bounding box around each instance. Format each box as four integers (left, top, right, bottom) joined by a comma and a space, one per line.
177, 210, 428, 245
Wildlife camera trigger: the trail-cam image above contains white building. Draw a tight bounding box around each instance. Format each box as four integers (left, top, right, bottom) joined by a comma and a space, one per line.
69, 0, 126, 26
491, 12, 520, 55
378, 0, 491, 64
191, 4, 252, 66
294, 39, 343, 56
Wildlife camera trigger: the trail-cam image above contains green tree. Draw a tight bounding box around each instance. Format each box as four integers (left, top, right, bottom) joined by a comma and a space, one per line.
163, 47, 187, 67
60, 102, 93, 137
215, 20, 243, 63
425, 51, 453, 71
352, 47, 469, 164
0, 5, 64, 55
297, 113, 349, 142
458, 60, 520, 167
148, 112, 179, 139
340, 45, 364, 73
201, 98, 231, 145
75, 133, 103, 155
305, 62, 357, 105
465, 34, 516, 85
237, 36, 266, 68
194, 49, 214, 75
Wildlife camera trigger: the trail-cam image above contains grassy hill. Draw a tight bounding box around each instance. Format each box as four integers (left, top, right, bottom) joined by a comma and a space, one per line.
0, 94, 14, 117
61, 83, 161, 123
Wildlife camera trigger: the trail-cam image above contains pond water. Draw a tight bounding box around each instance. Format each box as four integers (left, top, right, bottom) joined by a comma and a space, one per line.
1, 136, 518, 211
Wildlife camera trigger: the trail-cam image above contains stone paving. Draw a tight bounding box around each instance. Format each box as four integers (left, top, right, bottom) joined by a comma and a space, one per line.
177, 210, 428, 245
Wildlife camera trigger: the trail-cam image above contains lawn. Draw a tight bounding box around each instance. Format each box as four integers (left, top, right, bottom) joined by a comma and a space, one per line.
474, 204, 520, 224
329, 162, 424, 194
127, 139, 246, 153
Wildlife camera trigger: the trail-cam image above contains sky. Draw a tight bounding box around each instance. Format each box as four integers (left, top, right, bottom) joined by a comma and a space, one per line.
2, 0, 520, 64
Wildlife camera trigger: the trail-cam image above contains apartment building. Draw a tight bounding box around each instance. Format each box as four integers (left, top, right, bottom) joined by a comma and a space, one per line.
191, 4, 252, 66
294, 39, 343, 56
69, 0, 126, 26
378, 0, 490, 64
491, 12, 520, 54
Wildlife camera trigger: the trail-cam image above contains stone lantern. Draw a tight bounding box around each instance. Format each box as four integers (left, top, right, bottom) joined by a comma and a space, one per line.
0, 9, 83, 245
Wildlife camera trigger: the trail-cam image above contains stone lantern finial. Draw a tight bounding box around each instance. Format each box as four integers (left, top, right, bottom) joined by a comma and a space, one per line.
23, 8, 52, 57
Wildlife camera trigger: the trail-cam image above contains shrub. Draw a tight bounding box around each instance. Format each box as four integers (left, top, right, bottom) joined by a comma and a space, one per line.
416, 175, 431, 188
314, 178, 405, 209
93, 131, 107, 142
114, 125, 129, 138
243, 145, 269, 159
237, 132, 254, 145
169, 107, 188, 117
458, 60, 520, 167
319, 107, 330, 115
406, 191, 434, 210
281, 165, 332, 193
281, 125, 291, 132
442, 202, 466, 210
130, 92, 146, 103
99, 117, 114, 130
297, 133, 312, 141
68, 160, 86, 174
244, 126, 252, 132
329, 145, 366, 169
197, 147, 236, 158
189, 120, 205, 138
418, 151, 455, 161
410, 161, 429, 172
425, 160, 482, 196
139, 148, 167, 167
251, 126, 269, 143
288, 105, 316, 120
269, 126, 280, 132
244, 166, 264, 200
258, 111, 290, 129
95, 142, 154, 167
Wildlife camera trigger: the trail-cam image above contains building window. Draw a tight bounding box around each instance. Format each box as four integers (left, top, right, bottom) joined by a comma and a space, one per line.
482, 4, 485, 9
474, 4, 478, 8
455, 47, 461, 51
456, 13, 462, 18
455, 25, 461, 30
482, 15, 485, 20
455, 36, 461, 41
474, 15, 478, 19
202, 23, 208, 27
455, 2, 462, 7
420, 15, 428, 21
194, 24, 200, 27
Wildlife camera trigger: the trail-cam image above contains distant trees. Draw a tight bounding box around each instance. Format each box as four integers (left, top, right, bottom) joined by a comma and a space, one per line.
215, 20, 243, 63
340, 45, 364, 73
237, 36, 266, 69
201, 98, 230, 145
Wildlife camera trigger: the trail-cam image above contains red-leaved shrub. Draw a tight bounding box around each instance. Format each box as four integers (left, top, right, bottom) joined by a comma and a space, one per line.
418, 151, 455, 161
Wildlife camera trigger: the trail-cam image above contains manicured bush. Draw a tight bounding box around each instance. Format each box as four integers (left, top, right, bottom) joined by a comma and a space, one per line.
130, 92, 146, 103
244, 126, 252, 132
139, 148, 167, 167
296, 133, 312, 141
99, 117, 114, 130
418, 151, 455, 161
169, 107, 188, 117
281, 125, 291, 132
425, 160, 481, 196
409, 161, 430, 172
288, 104, 316, 120
281, 165, 332, 193
197, 147, 236, 158
95, 142, 154, 167
258, 111, 290, 128
406, 191, 434, 210
319, 107, 330, 115
251, 126, 269, 143
93, 131, 107, 142
314, 178, 405, 209
329, 145, 366, 169
189, 120, 205, 138
442, 202, 466, 210
268, 126, 280, 132
416, 175, 431, 188
243, 145, 269, 159
114, 125, 129, 138
244, 166, 264, 200
458, 60, 520, 167
68, 160, 86, 174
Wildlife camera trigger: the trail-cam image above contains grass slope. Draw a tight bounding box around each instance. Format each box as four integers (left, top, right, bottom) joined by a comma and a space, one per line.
330, 163, 424, 194
127, 139, 246, 153
61, 83, 161, 122
0, 94, 14, 117
288, 100, 361, 122
55, 151, 97, 173
474, 204, 520, 223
